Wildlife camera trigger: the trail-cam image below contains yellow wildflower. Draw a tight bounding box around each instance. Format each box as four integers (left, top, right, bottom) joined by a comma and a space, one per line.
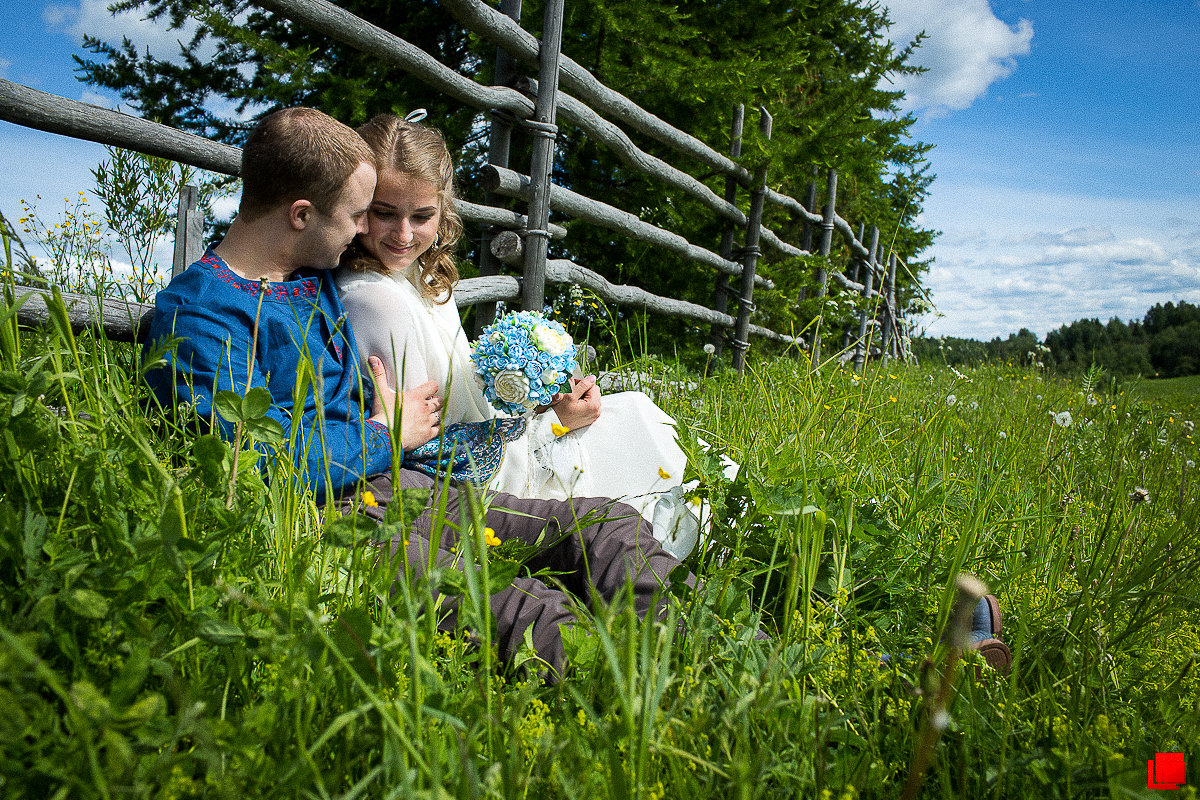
658, 467, 671, 480
361, 490, 378, 507
551, 422, 570, 436
484, 527, 501, 547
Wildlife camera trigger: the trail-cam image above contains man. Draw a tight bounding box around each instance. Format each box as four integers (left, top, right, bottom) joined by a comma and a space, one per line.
144, 107, 686, 680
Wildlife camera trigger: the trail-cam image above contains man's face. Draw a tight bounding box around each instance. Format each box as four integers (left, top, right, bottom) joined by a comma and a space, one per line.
297, 161, 376, 269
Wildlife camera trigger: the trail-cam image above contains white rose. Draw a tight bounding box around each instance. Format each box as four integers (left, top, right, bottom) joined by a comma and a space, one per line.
532, 323, 571, 357
540, 367, 560, 385
493, 370, 530, 406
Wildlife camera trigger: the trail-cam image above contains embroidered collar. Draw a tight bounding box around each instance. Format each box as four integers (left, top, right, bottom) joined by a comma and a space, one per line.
199, 249, 320, 302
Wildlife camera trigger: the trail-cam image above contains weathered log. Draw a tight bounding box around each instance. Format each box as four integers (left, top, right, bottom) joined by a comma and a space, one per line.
13, 286, 154, 343
0, 78, 241, 176
439, 0, 876, 271
483, 164, 772, 289
10, 274, 523, 345
489, 230, 524, 265
709, 104, 744, 355
474, 0, 524, 338
453, 275, 522, 307
521, 79, 744, 227
171, 185, 204, 277
518, 0, 565, 312
731, 109, 772, 374
251, 0, 533, 120
438, 0, 751, 184
543, 260, 796, 345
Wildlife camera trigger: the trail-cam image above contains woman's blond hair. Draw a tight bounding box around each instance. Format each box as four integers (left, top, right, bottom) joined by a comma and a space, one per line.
342, 114, 463, 302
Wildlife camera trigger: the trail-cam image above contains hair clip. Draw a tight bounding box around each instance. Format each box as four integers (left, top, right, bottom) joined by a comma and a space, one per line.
404, 109, 428, 123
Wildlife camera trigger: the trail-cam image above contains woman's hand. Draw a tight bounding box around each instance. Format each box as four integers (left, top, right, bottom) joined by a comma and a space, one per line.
367, 356, 441, 450
550, 375, 602, 430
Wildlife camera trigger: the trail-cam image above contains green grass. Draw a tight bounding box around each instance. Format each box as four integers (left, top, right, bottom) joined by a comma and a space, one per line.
1, 291, 1198, 799
1130, 374, 1200, 406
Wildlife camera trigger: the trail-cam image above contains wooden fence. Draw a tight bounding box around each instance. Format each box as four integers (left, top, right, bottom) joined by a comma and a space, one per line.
0, 0, 915, 372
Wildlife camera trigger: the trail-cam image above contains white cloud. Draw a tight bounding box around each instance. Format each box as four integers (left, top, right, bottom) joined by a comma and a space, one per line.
43, 0, 208, 62
916, 184, 1200, 339
0, 56, 11, 77
885, 0, 1033, 117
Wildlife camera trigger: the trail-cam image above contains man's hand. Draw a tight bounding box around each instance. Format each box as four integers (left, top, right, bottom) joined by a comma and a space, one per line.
551, 375, 602, 430
367, 356, 441, 450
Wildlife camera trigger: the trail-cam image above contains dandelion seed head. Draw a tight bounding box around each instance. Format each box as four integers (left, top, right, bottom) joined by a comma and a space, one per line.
946, 394, 957, 407
703, 343, 716, 355
1054, 411, 1073, 428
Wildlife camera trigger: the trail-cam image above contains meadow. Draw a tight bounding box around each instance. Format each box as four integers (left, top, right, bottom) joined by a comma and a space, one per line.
1, 282, 1198, 799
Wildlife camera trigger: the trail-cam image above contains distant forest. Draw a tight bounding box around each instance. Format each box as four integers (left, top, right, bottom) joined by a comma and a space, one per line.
912, 300, 1200, 378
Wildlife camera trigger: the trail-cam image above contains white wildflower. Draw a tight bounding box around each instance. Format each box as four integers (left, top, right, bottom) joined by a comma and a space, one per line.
998, 431, 1007, 440
1054, 411, 1073, 428
946, 394, 957, 407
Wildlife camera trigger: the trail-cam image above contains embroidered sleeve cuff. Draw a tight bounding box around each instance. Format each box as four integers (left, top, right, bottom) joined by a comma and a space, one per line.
365, 419, 396, 467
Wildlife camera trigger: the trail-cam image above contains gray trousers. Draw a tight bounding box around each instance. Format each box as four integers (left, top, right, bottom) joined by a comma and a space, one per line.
340, 470, 692, 681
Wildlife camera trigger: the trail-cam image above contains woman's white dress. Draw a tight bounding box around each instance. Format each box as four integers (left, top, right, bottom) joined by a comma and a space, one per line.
336, 266, 700, 558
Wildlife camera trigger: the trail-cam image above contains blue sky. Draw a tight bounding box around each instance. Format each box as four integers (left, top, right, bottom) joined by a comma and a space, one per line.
1, 0, 1198, 340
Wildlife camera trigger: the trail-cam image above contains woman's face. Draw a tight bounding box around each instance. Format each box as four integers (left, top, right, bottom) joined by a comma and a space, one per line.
360, 169, 442, 273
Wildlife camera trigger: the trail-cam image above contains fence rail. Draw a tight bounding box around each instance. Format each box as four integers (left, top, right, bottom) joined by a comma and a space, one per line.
0, 0, 915, 367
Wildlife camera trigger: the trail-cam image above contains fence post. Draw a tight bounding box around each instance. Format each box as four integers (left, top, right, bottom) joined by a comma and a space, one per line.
519, 0, 565, 313
881, 251, 897, 365
731, 107, 772, 375
475, 0, 523, 336
853, 225, 879, 373
811, 168, 837, 364
171, 184, 203, 277
841, 221, 866, 349
708, 103, 744, 355
797, 165, 818, 302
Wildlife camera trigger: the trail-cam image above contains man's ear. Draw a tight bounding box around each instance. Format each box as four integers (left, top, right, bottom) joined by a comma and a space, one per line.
289, 199, 314, 231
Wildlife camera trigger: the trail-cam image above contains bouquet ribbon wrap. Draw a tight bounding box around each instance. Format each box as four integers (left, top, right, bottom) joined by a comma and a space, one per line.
402, 418, 528, 485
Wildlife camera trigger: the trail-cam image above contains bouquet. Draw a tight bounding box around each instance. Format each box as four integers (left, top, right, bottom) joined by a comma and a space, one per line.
471, 311, 578, 415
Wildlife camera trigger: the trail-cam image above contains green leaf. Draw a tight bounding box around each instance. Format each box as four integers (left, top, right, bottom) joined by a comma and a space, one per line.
438, 567, 467, 596
213, 390, 244, 424
115, 693, 165, 730
241, 386, 273, 420
195, 614, 244, 646
244, 416, 285, 444
110, 644, 150, 706
484, 559, 522, 595
65, 587, 110, 619
324, 514, 375, 548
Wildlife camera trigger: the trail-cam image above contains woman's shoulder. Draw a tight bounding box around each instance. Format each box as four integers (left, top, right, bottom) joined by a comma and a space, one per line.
335, 267, 390, 293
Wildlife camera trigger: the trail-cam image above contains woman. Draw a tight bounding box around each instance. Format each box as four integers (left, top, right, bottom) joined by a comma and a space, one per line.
336, 113, 700, 558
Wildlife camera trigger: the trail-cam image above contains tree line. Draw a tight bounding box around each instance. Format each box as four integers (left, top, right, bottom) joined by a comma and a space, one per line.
913, 300, 1200, 379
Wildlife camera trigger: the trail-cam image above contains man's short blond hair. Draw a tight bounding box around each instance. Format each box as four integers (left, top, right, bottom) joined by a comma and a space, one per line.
238, 107, 373, 221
